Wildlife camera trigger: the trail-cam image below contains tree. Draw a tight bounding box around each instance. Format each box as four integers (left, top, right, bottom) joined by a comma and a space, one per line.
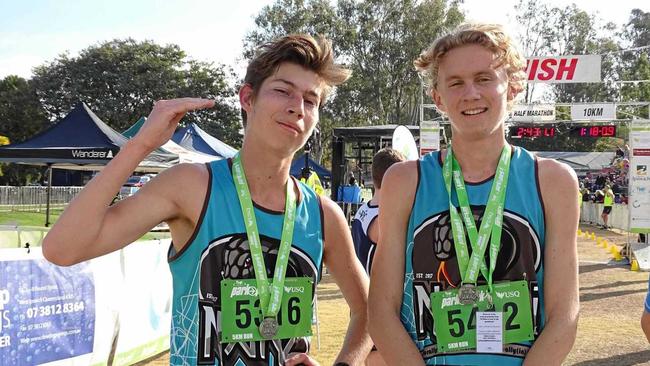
510, 1, 623, 152
0, 76, 49, 185
31, 39, 242, 147
619, 9, 650, 119
244, 0, 464, 163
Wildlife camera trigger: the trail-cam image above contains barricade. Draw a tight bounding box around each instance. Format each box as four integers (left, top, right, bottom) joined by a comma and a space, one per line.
0, 239, 172, 365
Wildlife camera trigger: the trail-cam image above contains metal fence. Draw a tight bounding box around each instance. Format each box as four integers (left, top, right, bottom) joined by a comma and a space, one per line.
0, 186, 83, 212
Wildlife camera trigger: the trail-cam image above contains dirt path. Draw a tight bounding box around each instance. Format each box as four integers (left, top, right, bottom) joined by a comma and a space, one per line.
141, 223, 650, 365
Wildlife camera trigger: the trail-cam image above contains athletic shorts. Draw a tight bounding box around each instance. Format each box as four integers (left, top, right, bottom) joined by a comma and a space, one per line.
603, 206, 612, 214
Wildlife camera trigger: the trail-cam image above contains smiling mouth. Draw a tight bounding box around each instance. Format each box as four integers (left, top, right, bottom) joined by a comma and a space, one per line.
462, 108, 488, 116
277, 121, 300, 134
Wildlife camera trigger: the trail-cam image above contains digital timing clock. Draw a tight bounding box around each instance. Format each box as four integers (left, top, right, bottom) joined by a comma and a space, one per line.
509, 125, 617, 139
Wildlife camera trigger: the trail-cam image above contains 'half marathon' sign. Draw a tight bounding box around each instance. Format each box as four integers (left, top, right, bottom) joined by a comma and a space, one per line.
526, 55, 601, 83
570, 103, 616, 121
510, 104, 555, 122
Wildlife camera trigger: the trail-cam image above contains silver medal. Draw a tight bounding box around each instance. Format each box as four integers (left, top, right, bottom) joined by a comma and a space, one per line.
458, 284, 479, 305
259, 317, 279, 339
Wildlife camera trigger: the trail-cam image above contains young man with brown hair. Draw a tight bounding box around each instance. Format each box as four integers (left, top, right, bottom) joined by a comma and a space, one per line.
44, 34, 372, 366
351, 148, 405, 274
369, 23, 579, 365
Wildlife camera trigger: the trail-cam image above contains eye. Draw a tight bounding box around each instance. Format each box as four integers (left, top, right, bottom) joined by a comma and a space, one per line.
305, 99, 318, 107
274, 88, 289, 95
477, 76, 491, 83
449, 80, 462, 87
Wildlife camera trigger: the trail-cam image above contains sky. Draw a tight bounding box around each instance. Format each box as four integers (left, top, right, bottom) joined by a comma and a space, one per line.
0, 0, 646, 80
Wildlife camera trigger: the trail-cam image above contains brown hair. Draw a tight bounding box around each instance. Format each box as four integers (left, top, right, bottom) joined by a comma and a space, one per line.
242, 34, 351, 124
372, 148, 405, 189
414, 23, 526, 100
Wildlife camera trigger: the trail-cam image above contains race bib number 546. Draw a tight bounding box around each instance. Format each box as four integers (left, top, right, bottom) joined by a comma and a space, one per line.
430, 280, 534, 353
220, 277, 313, 343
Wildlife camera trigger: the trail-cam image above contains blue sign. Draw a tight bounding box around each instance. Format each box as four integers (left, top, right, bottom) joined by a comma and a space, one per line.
0, 259, 95, 365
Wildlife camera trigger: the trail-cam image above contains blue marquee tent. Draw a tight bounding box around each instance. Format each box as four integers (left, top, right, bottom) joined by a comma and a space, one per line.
290, 153, 331, 181
171, 123, 236, 159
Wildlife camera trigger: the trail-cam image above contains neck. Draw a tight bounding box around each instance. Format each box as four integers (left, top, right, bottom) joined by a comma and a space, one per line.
239, 139, 295, 210
448, 135, 508, 183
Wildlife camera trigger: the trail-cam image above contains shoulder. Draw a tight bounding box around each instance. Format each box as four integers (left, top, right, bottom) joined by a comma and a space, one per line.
383, 160, 419, 189
155, 162, 210, 187
536, 157, 579, 207
536, 157, 578, 190
147, 163, 210, 204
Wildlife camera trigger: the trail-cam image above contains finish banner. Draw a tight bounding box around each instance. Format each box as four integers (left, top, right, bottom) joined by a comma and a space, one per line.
629, 121, 650, 233
526, 55, 601, 83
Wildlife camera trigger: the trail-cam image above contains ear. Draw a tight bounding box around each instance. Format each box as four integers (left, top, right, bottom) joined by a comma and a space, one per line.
239, 84, 255, 114
430, 88, 447, 114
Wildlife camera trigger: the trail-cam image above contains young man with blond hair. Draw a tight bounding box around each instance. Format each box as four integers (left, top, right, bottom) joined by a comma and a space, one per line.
44, 34, 372, 366
369, 23, 579, 365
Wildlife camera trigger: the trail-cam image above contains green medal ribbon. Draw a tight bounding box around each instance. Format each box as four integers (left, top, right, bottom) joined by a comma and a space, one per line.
231, 154, 296, 322
442, 144, 511, 292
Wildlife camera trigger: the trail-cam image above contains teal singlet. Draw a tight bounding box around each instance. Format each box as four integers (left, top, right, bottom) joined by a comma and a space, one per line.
168, 158, 324, 366
401, 147, 546, 365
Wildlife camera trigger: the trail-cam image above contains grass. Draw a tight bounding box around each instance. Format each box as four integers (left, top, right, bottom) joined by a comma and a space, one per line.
0, 210, 171, 245
0, 209, 62, 227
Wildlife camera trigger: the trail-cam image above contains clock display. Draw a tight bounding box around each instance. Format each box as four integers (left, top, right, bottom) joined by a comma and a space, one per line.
509, 124, 617, 139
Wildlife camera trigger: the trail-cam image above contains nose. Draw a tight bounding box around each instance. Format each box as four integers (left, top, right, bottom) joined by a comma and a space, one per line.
462, 82, 481, 101
287, 95, 305, 118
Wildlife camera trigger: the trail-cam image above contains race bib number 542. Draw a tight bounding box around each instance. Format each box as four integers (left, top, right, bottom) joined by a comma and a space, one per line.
430, 280, 534, 353
220, 277, 313, 343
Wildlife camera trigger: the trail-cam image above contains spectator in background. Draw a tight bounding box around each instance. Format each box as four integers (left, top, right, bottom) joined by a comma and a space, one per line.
601, 184, 615, 229
351, 148, 405, 366
300, 166, 324, 195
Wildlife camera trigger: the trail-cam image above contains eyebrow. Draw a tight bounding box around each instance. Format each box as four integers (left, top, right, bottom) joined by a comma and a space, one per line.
273, 78, 321, 100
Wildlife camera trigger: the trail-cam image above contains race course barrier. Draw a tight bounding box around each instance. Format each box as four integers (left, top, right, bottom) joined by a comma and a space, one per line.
0, 239, 172, 365
580, 202, 628, 230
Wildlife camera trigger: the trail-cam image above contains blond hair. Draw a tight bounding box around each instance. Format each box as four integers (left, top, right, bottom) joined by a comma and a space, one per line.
414, 23, 526, 98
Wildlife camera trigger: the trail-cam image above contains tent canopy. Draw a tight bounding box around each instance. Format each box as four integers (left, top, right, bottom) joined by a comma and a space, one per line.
171, 123, 237, 159
0, 103, 177, 172
290, 153, 331, 181
123, 117, 217, 164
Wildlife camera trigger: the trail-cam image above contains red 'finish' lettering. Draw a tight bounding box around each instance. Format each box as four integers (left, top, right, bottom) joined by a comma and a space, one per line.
556, 58, 578, 80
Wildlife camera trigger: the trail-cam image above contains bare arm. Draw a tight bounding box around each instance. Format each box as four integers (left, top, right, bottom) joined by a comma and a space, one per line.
524, 158, 580, 365
368, 161, 424, 365
642, 310, 650, 343
321, 197, 373, 365
42, 98, 215, 265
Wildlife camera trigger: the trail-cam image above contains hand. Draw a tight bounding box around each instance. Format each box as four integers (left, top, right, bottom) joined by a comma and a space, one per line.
133, 98, 215, 152
284, 353, 320, 366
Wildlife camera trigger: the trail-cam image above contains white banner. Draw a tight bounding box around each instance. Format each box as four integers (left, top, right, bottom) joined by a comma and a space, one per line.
419, 121, 440, 156
526, 55, 601, 83
570, 103, 616, 121
510, 104, 555, 122
629, 122, 650, 233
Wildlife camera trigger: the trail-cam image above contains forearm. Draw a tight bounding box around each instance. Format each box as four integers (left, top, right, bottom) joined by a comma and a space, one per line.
368, 306, 424, 365
334, 310, 373, 365
43, 141, 151, 263
523, 316, 578, 365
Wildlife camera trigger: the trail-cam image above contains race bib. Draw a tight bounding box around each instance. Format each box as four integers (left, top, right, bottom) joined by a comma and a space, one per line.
220, 277, 313, 343
430, 280, 534, 353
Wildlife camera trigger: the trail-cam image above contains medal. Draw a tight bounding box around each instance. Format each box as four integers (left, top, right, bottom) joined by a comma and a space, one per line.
458, 284, 479, 305
259, 317, 279, 339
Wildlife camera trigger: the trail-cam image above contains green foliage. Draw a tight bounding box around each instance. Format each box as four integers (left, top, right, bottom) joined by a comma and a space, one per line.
244, 0, 464, 163
30, 39, 242, 147
0, 76, 50, 184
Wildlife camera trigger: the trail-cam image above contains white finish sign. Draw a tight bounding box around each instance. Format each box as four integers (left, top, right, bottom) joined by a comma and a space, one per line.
526, 55, 601, 83
570, 103, 616, 121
